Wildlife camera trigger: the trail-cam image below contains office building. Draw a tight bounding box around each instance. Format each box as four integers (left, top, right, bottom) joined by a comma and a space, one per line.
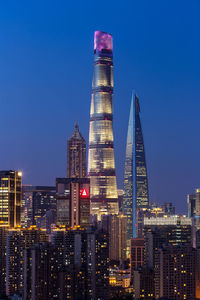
88, 31, 118, 219
22, 186, 56, 230
56, 177, 90, 228
101, 214, 127, 261
67, 123, 86, 178
0, 170, 22, 228
136, 205, 165, 238
123, 94, 149, 240
143, 216, 192, 268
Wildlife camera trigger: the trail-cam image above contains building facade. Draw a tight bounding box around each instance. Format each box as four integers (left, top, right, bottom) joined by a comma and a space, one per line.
0, 170, 22, 228
22, 186, 56, 229
154, 246, 196, 300
56, 177, 90, 228
88, 31, 118, 219
67, 123, 86, 178
130, 238, 144, 284
6, 227, 48, 297
123, 94, 149, 240
101, 213, 127, 261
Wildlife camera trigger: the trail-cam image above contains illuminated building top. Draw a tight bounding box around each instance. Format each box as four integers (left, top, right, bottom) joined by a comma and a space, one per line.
144, 216, 191, 226
94, 31, 113, 54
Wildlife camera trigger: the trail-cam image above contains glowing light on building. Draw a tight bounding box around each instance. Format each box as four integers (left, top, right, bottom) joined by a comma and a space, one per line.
88, 31, 118, 219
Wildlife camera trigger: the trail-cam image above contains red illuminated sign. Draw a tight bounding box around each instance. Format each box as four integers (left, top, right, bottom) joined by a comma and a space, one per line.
81, 188, 88, 197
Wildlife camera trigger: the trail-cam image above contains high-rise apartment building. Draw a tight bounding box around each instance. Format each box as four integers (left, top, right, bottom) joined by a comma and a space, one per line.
0, 170, 22, 228
0, 227, 8, 296
6, 227, 48, 297
154, 246, 196, 300
56, 177, 90, 228
67, 123, 86, 178
51, 227, 109, 299
130, 238, 144, 283
123, 94, 149, 240
88, 31, 118, 219
23, 243, 59, 300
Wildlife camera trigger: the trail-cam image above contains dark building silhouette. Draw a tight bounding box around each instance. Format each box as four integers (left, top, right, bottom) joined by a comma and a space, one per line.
6, 228, 48, 297
130, 238, 144, 284
161, 202, 175, 215
123, 94, 149, 240
22, 186, 56, 229
67, 123, 86, 178
88, 31, 118, 219
23, 243, 59, 300
51, 227, 109, 299
0, 227, 8, 297
154, 246, 196, 300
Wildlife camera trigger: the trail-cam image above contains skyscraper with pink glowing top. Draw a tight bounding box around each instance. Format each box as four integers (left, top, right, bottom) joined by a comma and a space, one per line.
88, 31, 118, 219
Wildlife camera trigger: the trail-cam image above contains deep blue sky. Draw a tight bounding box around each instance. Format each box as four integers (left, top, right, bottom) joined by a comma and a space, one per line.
1, 1, 200, 213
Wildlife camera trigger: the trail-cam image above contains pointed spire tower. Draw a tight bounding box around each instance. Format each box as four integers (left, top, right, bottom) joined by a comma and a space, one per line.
88, 31, 118, 219
123, 93, 149, 240
67, 123, 86, 178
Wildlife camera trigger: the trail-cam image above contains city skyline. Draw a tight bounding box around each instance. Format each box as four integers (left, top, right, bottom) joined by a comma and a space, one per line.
1, 1, 200, 214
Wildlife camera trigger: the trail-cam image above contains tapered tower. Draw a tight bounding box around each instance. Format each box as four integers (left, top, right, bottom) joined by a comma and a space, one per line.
123, 94, 149, 240
67, 123, 86, 178
88, 31, 118, 219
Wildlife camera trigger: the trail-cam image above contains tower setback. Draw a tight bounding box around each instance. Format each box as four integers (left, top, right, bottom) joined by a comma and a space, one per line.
88, 31, 118, 219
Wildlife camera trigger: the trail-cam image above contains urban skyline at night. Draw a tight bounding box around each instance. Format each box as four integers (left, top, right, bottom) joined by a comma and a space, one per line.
1, 2, 200, 298
1, 2, 200, 215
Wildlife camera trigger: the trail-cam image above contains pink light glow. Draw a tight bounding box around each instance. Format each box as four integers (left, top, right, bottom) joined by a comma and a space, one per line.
94, 31, 113, 52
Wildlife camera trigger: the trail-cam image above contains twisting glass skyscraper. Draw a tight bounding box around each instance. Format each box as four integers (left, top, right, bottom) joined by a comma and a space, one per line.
88, 31, 118, 219
123, 93, 149, 240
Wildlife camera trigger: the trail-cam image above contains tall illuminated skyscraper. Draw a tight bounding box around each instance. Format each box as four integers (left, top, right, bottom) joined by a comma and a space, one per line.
0, 170, 22, 228
88, 31, 118, 219
123, 94, 149, 240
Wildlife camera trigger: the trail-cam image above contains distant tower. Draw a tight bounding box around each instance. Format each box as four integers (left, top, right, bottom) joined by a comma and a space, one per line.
123, 94, 149, 240
88, 31, 118, 219
67, 123, 86, 178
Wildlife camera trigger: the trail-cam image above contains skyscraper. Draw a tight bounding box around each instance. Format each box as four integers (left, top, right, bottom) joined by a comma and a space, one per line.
0, 170, 22, 228
67, 123, 86, 178
88, 31, 118, 219
56, 177, 90, 228
22, 185, 56, 229
123, 94, 149, 240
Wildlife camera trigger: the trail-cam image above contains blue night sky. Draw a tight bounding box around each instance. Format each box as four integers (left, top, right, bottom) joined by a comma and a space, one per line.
1, 1, 200, 214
